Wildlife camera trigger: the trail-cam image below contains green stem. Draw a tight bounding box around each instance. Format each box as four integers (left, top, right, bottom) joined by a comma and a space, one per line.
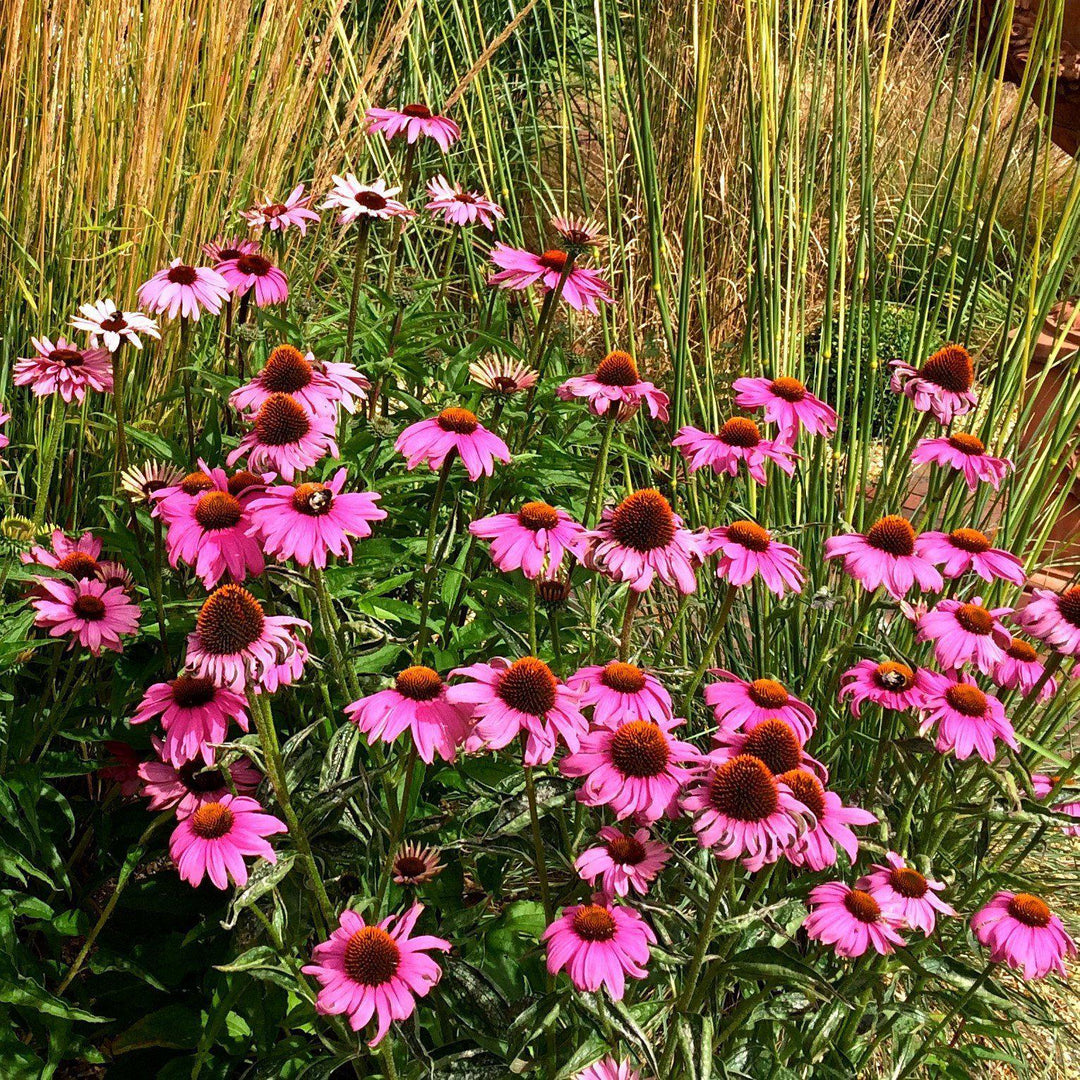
180, 317, 196, 459
112, 340, 128, 474
413, 455, 455, 661
374, 745, 419, 915
618, 589, 642, 661
584, 410, 619, 526
311, 567, 357, 701
346, 218, 372, 361
682, 583, 738, 710
523, 740, 552, 923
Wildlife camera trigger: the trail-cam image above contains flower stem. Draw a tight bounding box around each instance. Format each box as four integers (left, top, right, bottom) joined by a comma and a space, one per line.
112, 340, 129, 473
522, 735, 553, 923
33, 395, 67, 526
311, 566, 358, 700
682, 583, 738, 710
346, 218, 372, 361
618, 589, 642, 661
374, 744, 419, 915
413, 455, 455, 661
583, 409, 619, 527
179, 317, 196, 459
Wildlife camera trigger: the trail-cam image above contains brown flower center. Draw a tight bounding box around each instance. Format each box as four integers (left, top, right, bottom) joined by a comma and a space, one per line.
888, 866, 929, 899
170, 674, 218, 709
1057, 587, 1080, 629
949, 527, 991, 553
741, 718, 803, 775
254, 393, 311, 446
601, 661, 647, 694
874, 661, 916, 692
571, 904, 617, 942
394, 855, 428, 879
747, 678, 790, 709
944, 683, 987, 717
72, 595, 106, 621
1006, 639, 1038, 663
196, 585, 265, 656
262, 345, 314, 393
610, 720, 670, 778
178, 761, 227, 794
181, 471, 215, 495
920, 345, 974, 393
436, 407, 479, 435
263, 204, 288, 218
292, 482, 334, 516
538, 249, 569, 272
769, 376, 807, 402
497, 657, 558, 716
189, 802, 234, 839
726, 520, 772, 552
228, 470, 262, 496
518, 501, 560, 531
778, 768, 825, 819
402, 103, 433, 118
1007, 892, 1052, 928
595, 350, 640, 387
57, 552, 100, 580
606, 834, 647, 865
51, 348, 84, 367
947, 432, 986, 456
718, 417, 761, 448
609, 489, 677, 552
343, 926, 402, 985
194, 491, 244, 531
843, 889, 882, 923
166, 264, 198, 286
395, 665, 443, 702
955, 602, 993, 635
235, 254, 272, 276
100, 314, 128, 332
708, 755, 779, 822
536, 579, 572, 606
356, 190, 388, 211
866, 515, 916, 557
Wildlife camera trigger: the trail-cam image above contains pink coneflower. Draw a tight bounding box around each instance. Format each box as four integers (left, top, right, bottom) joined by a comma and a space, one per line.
575, 1059, 641, 1080
839, 659, 925, 716
468, 502, 584, 579
395, 407, 511, 482
488, 244, 613, 314
302, 903, 451, 1045
915, 670, 1017, 763
890, 345, 978, 424
424, 175, 504, 229
557, 351, 669, 421
345, 665, 469, 764
705, 520, 805, 596
781, 769, 877, 871
95, 560, 134, 593
469, 354, 538, 396
226, 468, 273, 504
560, 716, 698, 822
32, 578, 140, 655
366, 103, 461, 151
240, 184, 320, 234
120, 460, 185, 505
71, 299, 160, 353
681, 754, 811, 871
566, 661, 673, 727
804, 881, 906, 958
201, 236, 260, 263
392, 842, 445, 886
14, 336, 113, 402
231, 344, 368, 418
574, 826, 671, 898
733, 376, 838, 441
23, 529, 102, 578
139, 739, 260, 814
321, 176, 415, 225
130, 673, 250, 767
580, 489, 707, 594
448, 656, 586, 766
858, 852, 956, 935
551, 215, 606, 251
911, 432, 1012, 491
100, 741, 142, 796
170, 794, 287, 890
1031, 774, 1080, 836
914, 528, 1025, 587
227, 392, 339, 482
916, 598, 1012, 675
216, 253, 289, 307
542, 897, 655, 1000
1014, 586, 1080, 657
151, 465, 220, 523
971, 891, 1077, 980
992, 638, 1058, 701
184, 584, 309, 692
247, 468, 385, 570
704, 671, 817, 743
824, 515, 943, 599
710, 717, 826, 782
0, 409, 9, 450
672, 419, 797, 485
259, 632, 309, 694
138, 259, 230, 321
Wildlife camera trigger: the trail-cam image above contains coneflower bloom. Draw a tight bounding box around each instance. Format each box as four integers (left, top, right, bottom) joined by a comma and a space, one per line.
247, 469, 385, 569
150, 467, 219, 522
575, 1059, 641, 1080
542, 897, 655, 1000
911, 433, 1012, 491
216, 253, 289, 307
579, 489, 707, 594
705, 520, 805, 596
99, 741, 142, 796
992, 638, 1058, 701
916, 598, 1012, 675
71, 299, 160, 353
345, 665, 469, 764
392, 842, 445, 886
890, 344, 978, 424
469, 354, 538, 396
240, 184, 320, 234
560, 716, 698, 822
32, 578, 140, 654
227, 393, 339, 482
468, 502, 584, 579
14, 336, 113, 402
672, 419, 797, 485
23, 529, 103, 578
488, 244, 613, 314
137, 259, 230, 321
184, 584, 309, 691
260, 632, 309, 694
0, 410, 9, 451
557, 351, 669, 421
1014, 586, 1080, 657
781, 770, 877, 871
1031, 774, 1080, 836
566, 661, 673, 727
710, 717, 826, 782
704, 671, 817, 743
139, 740, 260, 814
448, 656, 586, 766
804, 882, 906, 958
120, 460, 184, 505
681, 754, 812, 870
395, 407, 511, 481
231, 344, 368, 418
971, 891, 1077, 980
95, 560, 134, 593
574, 826, 671, 898
131, 673, 250, 767
858, 852, 956, 935
915, 528, 1025, 587
201, 236, 260, 263
302, 903, 451, 1044
915, 670, 1017, 763
551, 215, 606, 252
321, 176, 414, 225
366, 103, 461, 151
733, 376, 838, 441
311, 358, 373, 415
839, 659, 925, 716
170, 794, 287, 890
824, 515, 943, 599
424, 175, 504, 229
226, 469, 273, 504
